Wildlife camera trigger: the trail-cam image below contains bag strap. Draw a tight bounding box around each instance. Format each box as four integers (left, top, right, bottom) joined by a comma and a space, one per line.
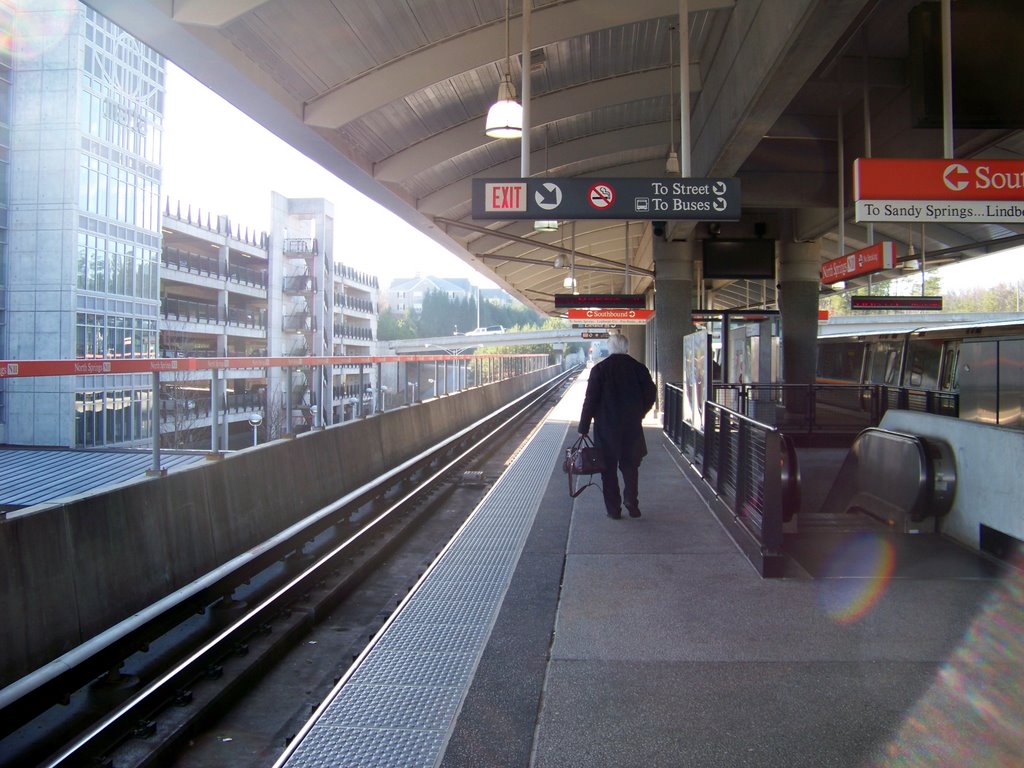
567, 433, 599, 498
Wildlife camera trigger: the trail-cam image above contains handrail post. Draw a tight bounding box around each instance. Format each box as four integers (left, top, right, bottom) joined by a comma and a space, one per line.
147, 371, 165, 476
762, 430, 784, 552
209, 369, 221, 456
735, 418, 749, 516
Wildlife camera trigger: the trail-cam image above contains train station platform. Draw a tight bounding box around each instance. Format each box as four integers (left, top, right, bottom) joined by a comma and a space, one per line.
278, 366, 1021, 768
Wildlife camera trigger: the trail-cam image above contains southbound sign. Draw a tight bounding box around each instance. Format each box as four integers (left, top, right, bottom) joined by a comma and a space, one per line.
472, 177, 741, 221
854, 158, 1024, 223
567, 308, 654, 326
821, 242, 896, 285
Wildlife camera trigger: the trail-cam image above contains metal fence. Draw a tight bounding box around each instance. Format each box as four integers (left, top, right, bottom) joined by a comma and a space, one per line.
710, 383, 958, 433
662, 383, 795, 575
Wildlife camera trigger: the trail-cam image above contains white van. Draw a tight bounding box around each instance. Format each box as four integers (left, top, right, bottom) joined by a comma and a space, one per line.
465, 325, 505, 335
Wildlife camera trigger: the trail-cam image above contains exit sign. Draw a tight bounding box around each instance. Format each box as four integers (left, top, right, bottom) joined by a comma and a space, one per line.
483, 182, 527, 212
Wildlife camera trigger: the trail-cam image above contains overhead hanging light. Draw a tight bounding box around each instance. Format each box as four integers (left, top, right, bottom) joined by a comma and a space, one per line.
903, 234, 920, 271
665, 150, 680, 175
665, 25, 680, 175
485, 0, 523, 139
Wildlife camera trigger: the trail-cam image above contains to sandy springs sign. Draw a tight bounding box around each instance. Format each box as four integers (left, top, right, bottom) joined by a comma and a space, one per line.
854, 158, 1024, 223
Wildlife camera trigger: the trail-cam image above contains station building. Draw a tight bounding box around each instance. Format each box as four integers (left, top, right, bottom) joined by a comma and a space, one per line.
0, 1, 380, 450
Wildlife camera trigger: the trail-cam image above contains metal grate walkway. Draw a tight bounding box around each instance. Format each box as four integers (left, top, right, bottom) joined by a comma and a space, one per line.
276, 418, 569, 768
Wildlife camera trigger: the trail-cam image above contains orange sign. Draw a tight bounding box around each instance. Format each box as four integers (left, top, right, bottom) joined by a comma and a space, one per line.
567, 308, 654, 326
854, 158, 1024, 201
820, 242, 895, 284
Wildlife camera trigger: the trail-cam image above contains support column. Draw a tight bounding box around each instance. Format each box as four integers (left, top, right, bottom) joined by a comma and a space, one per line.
622, 324, 645, 365
653, 236, 695, 407
778, 235, 821, 416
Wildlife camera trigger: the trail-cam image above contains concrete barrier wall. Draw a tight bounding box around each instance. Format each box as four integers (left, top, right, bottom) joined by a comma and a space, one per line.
879, 411, 1024, 549
0, 367, 559, 687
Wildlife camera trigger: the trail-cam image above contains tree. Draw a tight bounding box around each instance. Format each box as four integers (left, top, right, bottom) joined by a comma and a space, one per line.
820, 273, 943, 317
377, 310, 418, 340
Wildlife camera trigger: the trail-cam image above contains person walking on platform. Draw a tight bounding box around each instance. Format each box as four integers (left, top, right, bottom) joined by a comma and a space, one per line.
578, 333, 657, 519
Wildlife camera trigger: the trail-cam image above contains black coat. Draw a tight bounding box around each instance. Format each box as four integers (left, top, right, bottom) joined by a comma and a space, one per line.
579, 353, 657, 466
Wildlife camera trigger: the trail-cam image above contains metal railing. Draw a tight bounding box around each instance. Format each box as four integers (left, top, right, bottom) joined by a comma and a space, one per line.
2, 352, 551, 460
710, 383, 958, 433
663, 383, 795, 576
702, 402, 789, 555
664, 379, 959, 575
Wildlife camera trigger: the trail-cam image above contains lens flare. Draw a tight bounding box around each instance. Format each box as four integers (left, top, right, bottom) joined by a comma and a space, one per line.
817, 533, 897, 624
869, 558, 1024, 766
6, 2, 77, 64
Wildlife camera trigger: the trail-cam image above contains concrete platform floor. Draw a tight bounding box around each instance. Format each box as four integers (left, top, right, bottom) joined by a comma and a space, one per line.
441, 371, 1021, 768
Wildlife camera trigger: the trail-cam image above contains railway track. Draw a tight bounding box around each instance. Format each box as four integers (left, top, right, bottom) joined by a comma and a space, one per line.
0, 370, 577, 768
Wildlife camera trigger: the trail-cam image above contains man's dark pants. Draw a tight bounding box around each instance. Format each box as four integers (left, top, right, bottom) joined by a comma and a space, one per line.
600, 458, 639, 515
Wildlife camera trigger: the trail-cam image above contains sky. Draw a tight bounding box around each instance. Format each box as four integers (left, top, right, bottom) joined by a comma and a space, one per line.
160, 64, 493, 290
160, 64, 1024, 295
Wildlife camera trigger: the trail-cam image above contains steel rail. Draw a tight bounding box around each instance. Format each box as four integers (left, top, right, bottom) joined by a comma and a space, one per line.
36, 366, 578, 767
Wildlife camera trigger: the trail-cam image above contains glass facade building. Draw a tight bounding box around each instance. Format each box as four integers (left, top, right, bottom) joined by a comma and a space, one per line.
3, 2, 164, 447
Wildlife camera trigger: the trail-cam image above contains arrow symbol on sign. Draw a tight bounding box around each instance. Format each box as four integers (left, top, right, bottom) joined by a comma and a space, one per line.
712, 181, 726, 195
713, 197, 727, 212
536, 182, 562, 210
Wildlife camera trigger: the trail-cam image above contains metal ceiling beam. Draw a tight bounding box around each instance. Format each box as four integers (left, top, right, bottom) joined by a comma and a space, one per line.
437, 217, 654, 276
692, 0, 874, 177
473, 252, 641, 276
171, 0, 271, 27
374, 69, 689, 183
303, 0, 733, 129
418, 122, 673, 215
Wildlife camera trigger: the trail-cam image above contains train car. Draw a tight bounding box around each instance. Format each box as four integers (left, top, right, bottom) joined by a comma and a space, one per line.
816, 313, 1024, 429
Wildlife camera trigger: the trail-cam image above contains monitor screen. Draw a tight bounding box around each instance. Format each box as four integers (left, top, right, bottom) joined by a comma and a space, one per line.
702, 239, 776, 280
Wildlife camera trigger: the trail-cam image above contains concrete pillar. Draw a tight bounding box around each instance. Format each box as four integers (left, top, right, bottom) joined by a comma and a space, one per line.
622, 324, 646, 365
653, 237, 695, 405
778, 236, 821, 415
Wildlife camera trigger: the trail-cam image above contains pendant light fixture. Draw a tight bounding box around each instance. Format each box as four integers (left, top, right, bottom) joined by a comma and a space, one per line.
665, 25, 680, 175
485, 0, 523, 139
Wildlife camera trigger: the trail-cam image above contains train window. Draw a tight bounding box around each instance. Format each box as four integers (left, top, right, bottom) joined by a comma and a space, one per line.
818, 341, 863, 382
939, 341, 960, 391
866, 341, 903, 385
906, 339, 943, 389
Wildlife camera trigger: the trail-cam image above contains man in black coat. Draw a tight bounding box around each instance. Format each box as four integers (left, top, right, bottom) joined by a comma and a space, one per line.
578, 333, 658, 519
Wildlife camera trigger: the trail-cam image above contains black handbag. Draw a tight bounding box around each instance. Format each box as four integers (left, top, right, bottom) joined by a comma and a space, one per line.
563, 434, 606, 497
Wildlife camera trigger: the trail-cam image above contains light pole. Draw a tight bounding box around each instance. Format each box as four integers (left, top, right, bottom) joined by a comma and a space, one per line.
248, 413, 263, 446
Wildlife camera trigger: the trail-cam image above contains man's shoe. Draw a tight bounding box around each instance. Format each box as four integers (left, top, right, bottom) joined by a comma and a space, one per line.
626, 505, 641, 518
606, 508, 622, 519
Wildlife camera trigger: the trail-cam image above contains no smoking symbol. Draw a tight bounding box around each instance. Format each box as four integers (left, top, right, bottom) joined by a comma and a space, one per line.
588, 183, 615, 209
